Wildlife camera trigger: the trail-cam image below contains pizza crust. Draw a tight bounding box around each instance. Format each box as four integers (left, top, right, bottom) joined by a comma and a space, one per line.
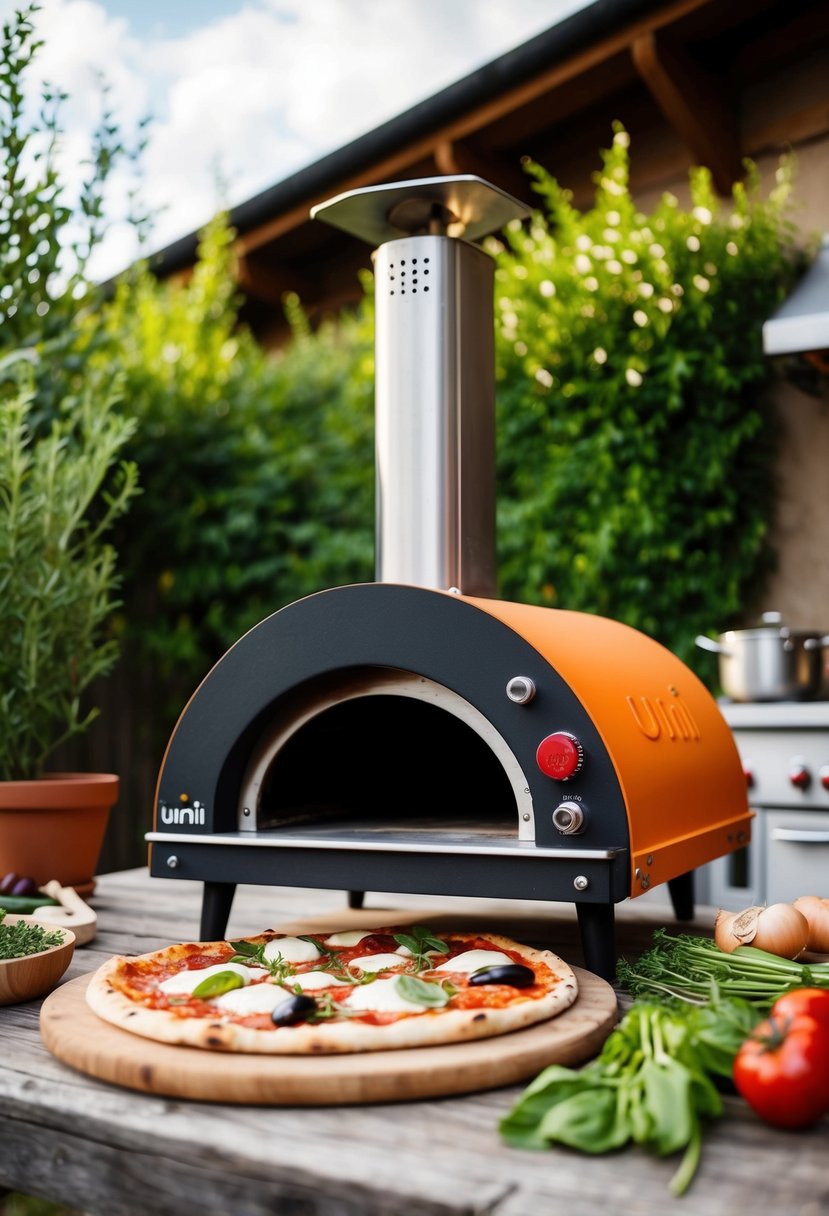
85, 929, 579, 1055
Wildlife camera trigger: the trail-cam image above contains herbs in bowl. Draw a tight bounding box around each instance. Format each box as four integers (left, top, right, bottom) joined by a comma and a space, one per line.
0, 909, 75, 1005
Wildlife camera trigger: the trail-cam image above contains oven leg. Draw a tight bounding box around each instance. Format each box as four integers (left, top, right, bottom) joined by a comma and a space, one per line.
668, 870, 694, 922
348, 890, 366, 909
576, 903, 617, 981
200, 881, 237, 940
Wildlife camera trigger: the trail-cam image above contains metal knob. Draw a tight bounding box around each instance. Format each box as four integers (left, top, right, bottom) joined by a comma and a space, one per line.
506, 676, 536, 705
552, 801, 586, 835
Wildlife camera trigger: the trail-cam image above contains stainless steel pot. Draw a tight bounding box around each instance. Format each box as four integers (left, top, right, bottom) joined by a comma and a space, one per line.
695, 612, 829, 702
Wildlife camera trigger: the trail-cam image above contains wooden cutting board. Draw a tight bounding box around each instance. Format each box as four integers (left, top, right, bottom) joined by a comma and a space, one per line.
41, 965, 616, 1106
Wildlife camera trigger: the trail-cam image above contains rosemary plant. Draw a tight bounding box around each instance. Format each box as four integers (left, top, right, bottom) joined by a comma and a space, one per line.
0, 369, 139, 780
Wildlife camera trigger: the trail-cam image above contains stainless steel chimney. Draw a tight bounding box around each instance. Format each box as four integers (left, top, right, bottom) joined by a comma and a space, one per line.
311, 176, 530, 595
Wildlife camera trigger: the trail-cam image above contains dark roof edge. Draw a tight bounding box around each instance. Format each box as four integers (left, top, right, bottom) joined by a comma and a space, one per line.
146, 0, 665, 277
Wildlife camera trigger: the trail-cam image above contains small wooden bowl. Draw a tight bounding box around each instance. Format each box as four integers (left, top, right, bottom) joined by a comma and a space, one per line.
0, 916, 76, 1006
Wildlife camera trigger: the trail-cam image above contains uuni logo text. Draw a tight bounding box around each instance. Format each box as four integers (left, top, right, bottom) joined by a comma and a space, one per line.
626, 694, 700, 742
159, 800, 205, 826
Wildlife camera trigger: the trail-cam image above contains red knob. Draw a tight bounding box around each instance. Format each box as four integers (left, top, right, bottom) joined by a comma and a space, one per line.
743, 767, 754, 789
820, 766, 829, 790
790, 764, 811, 790
536, 732, 584, 781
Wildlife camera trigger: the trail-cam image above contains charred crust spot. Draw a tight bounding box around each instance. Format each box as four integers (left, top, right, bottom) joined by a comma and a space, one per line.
126, 1010, 137, 1017
472, 1012, 487, 1022
206, 1036, 225, 1047
139, 1064, 154, 1084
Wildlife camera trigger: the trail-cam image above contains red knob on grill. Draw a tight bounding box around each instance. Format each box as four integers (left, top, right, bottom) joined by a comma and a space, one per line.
536, 732, 584, 780
789, 763, 811, 790
820, 766, 829, 790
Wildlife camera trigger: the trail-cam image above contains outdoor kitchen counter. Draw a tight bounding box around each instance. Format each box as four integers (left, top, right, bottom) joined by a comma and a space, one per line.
1, 869, 826, 1216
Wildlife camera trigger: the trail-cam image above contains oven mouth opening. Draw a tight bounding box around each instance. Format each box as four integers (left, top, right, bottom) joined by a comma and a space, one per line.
237, 667, 535, 844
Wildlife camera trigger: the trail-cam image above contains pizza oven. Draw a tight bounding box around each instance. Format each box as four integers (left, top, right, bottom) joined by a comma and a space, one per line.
147, 177, 752, 980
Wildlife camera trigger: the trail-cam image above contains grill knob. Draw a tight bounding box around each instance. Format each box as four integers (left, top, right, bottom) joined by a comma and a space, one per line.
536, 732, 584, 780
506, 675, 536, 705
820, 766, 829, 791
552, 801, 586, 835
789, 762, 811, 790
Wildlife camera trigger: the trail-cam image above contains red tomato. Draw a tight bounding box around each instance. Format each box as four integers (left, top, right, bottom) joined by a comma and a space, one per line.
771, 988, 829, 1027
733, 990, 829, 1129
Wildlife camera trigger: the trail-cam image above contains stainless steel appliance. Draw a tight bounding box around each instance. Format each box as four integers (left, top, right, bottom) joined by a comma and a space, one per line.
146, 176, 752, 979
699, 701, 829, 910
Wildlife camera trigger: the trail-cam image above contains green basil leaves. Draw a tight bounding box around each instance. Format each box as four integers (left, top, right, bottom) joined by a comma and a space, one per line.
396, 975, 452, 1008
191, 969, 245, 998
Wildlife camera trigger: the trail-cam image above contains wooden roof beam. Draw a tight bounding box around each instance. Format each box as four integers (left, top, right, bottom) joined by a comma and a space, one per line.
235, 255, 310, 308
432, 139, 532, 203
631, 29, 742, 195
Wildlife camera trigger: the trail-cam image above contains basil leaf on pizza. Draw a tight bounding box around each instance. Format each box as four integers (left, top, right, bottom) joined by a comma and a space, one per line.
393, 925, 448, 968
85, 926, 579, 1054
395, 975, 452, 1008
191, 970, 245, 998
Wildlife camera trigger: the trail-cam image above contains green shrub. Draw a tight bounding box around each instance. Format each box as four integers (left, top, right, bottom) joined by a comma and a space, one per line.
490, 126, 798, 670
95, 227, 374, 713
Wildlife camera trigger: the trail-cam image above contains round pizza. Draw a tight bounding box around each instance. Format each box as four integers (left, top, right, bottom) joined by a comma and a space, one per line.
85, 923, 579, 1054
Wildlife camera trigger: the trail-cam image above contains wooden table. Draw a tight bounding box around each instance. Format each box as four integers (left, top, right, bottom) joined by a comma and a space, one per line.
1, 869, 827, 1216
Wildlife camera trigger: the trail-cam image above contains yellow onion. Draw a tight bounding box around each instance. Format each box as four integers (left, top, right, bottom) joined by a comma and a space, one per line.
792, 896, 829, 954
714, 902, 809, 960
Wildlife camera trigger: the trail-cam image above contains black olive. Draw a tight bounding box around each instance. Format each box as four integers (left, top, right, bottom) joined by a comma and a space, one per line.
10, 876, 38, 897
468, 963, 536, 988
271, 993, 318, 1026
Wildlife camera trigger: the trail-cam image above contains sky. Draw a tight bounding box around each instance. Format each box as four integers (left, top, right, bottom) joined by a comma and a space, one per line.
2, 0, 594, 281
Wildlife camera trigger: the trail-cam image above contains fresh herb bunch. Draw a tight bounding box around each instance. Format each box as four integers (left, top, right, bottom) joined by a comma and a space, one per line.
0, 908, 65, 959
500, 994, 757, 1197
617, 930, 829, 1011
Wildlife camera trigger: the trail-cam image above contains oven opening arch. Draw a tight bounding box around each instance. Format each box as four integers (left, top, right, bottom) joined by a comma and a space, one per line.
237, 667, 536, 844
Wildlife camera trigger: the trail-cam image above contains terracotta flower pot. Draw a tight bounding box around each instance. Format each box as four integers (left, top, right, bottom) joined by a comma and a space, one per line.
0, 773, 119, 890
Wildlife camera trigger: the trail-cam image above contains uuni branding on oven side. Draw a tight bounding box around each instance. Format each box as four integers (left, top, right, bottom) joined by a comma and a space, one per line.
158, 799, 206, 828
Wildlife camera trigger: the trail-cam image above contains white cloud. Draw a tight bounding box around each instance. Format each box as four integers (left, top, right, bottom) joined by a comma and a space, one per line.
1, 0, 590, 280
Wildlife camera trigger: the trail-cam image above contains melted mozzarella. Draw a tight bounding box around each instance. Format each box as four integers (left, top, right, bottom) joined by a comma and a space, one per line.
396, 946, 443, 959
349, 952, 407, 972
290, 970, 349, 991
344, 978, 425, 1014
211, 983, 294, 1016
433, 949, 514, 973
324, 930, 372, 947
158, 962, 269, 995
263, 936, 321, 964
